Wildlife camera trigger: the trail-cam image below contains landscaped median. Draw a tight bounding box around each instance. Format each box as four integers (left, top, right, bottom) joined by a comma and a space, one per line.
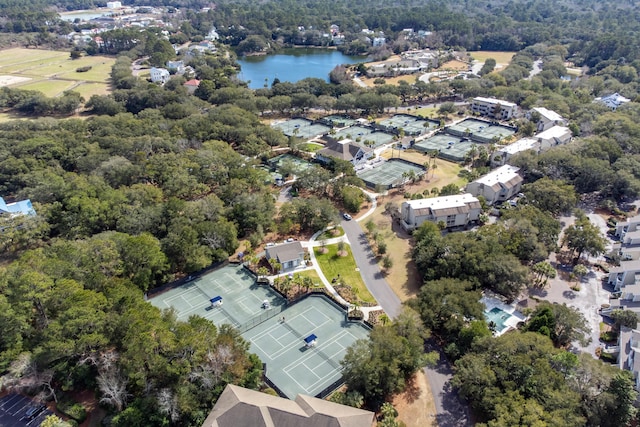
313, 243, 376, 305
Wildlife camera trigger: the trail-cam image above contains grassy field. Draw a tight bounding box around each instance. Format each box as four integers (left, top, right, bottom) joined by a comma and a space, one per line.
16, 80, 76, 97
292, 269, 322, 286
314, 244, 376, 304
470, 51, 516, 65
0, 48, 115, 98
299, 142, 324, 152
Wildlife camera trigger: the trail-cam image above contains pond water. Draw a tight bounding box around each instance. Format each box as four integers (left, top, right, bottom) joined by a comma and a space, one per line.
59, 10, 113, 22
237, 48, 366, 89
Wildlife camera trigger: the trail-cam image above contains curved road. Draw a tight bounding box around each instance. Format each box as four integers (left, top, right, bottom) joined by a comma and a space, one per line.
341, 217, 470, 427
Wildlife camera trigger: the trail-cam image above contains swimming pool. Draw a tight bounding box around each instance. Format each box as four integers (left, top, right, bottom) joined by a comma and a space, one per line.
485, 306, 511, 332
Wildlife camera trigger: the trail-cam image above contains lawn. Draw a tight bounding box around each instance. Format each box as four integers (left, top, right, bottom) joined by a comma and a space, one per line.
299, 142, 324, 152
412, 106, 438, 118
317, 226, 345, 241
16, 79, 76, 97
73, 82, 111, 99
469, 51, 516, 64
0, 48, 115, 97
314, 244, 376, 304
0, 48, 68, 67
291, 270, 322, 286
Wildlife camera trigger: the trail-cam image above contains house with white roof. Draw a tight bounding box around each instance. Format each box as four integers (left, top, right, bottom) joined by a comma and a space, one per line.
0, 197, 35, 218
150, 67, 170, 84
529, 107, 568, 132
491, 137, 538, 166
595, 93, 631, 110
535, 126, 572, 150
608, 260, 640, 291
400, 193, 482, 231
465, 165, 523, 205
471, 97, 517, 120
165, 60, 185, 74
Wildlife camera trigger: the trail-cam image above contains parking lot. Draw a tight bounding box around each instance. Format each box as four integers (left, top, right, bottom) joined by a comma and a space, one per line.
0, 394, 53, 426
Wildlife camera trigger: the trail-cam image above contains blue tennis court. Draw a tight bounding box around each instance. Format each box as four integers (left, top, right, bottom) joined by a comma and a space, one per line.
148, 264, 287, 330
244, 295, 371, 398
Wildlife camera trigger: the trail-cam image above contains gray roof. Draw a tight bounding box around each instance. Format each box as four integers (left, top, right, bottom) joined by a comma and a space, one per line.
202, 384, 374, 427
318, 139, 372, 161
266, 241, 304, 263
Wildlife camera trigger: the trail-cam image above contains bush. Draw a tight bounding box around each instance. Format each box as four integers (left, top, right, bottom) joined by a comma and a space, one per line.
57, 398, 87, 423
76, 66, 92, 73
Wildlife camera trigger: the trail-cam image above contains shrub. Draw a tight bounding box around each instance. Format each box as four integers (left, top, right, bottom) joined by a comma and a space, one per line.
57, 398, 87, 423
76, 66, 92, 73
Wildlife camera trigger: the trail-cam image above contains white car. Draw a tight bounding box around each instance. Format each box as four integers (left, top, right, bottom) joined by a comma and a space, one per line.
343, 213, 352, 221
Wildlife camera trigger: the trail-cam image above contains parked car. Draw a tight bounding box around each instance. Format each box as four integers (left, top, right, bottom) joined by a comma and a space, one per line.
343, 213, 352, 221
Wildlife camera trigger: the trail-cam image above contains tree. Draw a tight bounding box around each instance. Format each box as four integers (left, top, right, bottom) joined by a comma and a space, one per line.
522, 178, 577, 216
341, 308, 431, 408
562, 212, 607, 264
525, 302, 590, 347
531, 261, 556, 287
611, 309, 639, 329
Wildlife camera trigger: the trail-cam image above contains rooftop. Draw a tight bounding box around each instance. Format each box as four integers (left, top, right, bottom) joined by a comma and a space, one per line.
473, 96, 517, 108
532, 107, 564, 122
500, 138, 537, 155
473, 165, 521, 187
404, 193, 479, 211
536, 126, 571, 139
266, 241, 304, 263
202, 384, 375, 427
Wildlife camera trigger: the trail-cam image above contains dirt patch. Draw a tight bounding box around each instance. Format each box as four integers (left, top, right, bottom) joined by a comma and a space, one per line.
440, 60, 469, 71
0, 75, 32, 86
337, 250, 348, 257
392, 371, 437, 427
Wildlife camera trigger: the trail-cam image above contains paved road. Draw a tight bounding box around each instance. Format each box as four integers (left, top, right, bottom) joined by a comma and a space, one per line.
341, 218, 402, 318
342, 217, 471, 426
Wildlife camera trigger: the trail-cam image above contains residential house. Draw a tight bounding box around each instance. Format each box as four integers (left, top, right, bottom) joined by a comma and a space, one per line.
617, 326, 640, 390
400, 193, 482, 231
608, 260, 640, 291
535, 126, 572, 150
165, 60, 185, 74
265, 242, 305, 271
316, 139, 373, 166
465, 165, 523, 205
611, 215, 640, 262
106, 1, 122, 8
150, 67, 170, 84
202, 384, 375, 427
471, 97, 517, 120
372, 37, 386, 47
491, 137, 538, 166
595, 92, 631, 110
529, 107, 568, 132
183, 79, 200, 94
0, 196, 35, 217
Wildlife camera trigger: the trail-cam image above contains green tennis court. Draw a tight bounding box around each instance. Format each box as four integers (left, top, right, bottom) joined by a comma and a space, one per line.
357, 158, 426, 189
414, 133, 475, 162
332, 125, 394, 148
447, 118, 516, 143
244, 295, 371, 399
320, 115, 357, 128
379, 114, 439, 135
272, 118, 331, 139
148, 264, 286, 329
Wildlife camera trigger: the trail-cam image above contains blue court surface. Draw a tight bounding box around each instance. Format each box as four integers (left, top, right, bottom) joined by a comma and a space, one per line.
148, 264, 287, 330
243, 295, 371, 398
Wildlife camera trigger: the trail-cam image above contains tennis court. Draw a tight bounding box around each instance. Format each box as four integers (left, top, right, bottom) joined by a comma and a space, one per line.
357, 158, 427, 189
272, 118, 331, 139
447, 118, 492, 136
413, 133, 474, 162
472, 123, 516, 143
244, 295, 371, 398
332, 125, 394, 148
148, 264, 286, 329
378, 114, 439, 135
268, 153, 312, 174
320, 115, 357, 128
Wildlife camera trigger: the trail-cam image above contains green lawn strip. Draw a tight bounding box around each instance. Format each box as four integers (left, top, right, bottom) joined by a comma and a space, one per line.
291, 269, 322, 286
314, 244, 376, 304
317, 226, 345, 240
17, 79, 76, 97
300, 142, 323, 152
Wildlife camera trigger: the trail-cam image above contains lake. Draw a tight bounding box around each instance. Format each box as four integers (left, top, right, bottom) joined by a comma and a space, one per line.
59, 10, 113, 22
237, 48, 366, 89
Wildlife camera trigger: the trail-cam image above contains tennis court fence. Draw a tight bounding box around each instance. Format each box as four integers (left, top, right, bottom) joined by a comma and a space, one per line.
237, 305, 286, 333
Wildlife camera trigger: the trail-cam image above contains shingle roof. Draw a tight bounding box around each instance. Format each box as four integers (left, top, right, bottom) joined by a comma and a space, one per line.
202, 385, 374, 427
266, 241, 304, 263
318, 139, 372, 161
